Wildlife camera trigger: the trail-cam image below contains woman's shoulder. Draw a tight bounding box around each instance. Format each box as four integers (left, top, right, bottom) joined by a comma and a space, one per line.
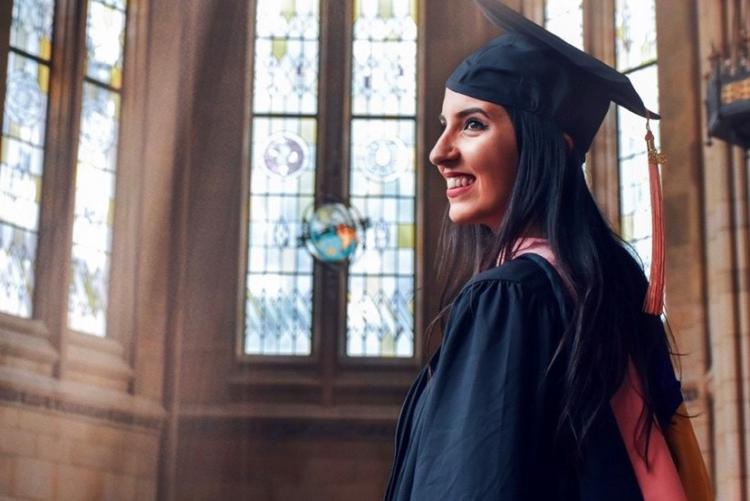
459, 254, 562, 302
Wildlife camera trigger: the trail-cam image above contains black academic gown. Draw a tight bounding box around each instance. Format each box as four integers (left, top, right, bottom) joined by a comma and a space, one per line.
384, 254, 682, 501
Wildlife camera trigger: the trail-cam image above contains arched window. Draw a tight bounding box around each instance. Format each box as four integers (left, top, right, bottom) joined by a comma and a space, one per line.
242, 0, 419, 360
0, 0, 55, 318
0, 0, 131, 339
68, 0, 130, 336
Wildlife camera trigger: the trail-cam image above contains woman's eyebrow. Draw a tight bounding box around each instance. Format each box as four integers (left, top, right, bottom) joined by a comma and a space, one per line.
439, 107, 492, 122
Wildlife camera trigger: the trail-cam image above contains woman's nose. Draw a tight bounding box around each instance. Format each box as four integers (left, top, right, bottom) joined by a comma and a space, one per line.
429, 132, 459, 166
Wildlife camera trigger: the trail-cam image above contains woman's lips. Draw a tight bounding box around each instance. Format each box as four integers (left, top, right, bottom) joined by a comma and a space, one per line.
447, 182, 474, 198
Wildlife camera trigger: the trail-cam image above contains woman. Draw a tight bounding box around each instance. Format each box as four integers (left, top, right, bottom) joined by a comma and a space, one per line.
384, 2, 711, 500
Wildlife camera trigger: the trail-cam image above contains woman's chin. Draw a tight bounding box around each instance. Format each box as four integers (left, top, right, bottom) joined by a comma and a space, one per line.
447, 208, 473, 225
448, 207, 500, 229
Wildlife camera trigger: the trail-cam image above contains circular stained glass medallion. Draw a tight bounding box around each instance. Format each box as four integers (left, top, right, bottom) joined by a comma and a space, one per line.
6, 70, 45, 127
263, 131, 309, 178
363, 137, 408, 182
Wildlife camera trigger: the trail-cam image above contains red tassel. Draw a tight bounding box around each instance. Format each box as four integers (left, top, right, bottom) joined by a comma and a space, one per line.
643, 125, 666, 315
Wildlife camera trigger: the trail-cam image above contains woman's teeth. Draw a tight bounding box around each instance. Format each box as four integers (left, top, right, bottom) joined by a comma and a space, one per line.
447, 176, 476, 189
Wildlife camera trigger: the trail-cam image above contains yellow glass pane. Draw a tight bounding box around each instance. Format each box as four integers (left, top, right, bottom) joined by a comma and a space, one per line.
271, 39, 287, 61
111, 67, 122, 90
40, 37, 52, 61
397, 223, 413, 248
37, 65, 49, 94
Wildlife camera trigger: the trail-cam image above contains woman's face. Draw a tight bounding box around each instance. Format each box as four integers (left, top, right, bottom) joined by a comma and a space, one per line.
429, 88, 519, 231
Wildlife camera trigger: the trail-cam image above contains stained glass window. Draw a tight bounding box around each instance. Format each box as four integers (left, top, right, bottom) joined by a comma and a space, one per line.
544, 0, 583, 49
244, 0, 319, 356
68, 0, 127, 336
616, 0, 658, 272
347, 0, 417, 358
0, 0, 55, 318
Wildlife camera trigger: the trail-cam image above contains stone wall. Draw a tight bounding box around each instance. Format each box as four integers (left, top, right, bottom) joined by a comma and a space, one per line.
0, 404, 159, 500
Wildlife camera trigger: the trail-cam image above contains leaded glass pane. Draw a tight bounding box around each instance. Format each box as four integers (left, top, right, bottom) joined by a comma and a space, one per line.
85, 0, 127, 89
0, 223, 36, 316
347, 118, 415, 357
3, 53, 50, 146
618, 65, 658, 273
245, 117, 317, 355
68, 245, 109, 336
68, 79, 122, 336
253, 0, 319, 114
10, 0, 55, 60
544, 0, 583, 50
0, 2, 54, 317
352, 0, 417, 116
615, 0, 656, 71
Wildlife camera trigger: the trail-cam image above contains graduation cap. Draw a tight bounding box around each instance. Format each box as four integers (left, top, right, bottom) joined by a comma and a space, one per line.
448, 0, 666, 315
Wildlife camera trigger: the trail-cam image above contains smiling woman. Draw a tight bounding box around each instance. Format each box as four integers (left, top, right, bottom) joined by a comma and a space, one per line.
431, 90, 518, 231
383, 1, 711, 500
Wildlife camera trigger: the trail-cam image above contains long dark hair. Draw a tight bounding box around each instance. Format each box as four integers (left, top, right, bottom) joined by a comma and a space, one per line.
426, 107, 667, 463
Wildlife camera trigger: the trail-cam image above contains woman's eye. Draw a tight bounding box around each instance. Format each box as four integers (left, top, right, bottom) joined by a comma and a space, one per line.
464, 118, 487, 131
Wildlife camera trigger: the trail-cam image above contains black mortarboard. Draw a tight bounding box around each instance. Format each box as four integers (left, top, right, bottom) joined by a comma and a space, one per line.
446, 0, 659, 161
448, 0, 667, 315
